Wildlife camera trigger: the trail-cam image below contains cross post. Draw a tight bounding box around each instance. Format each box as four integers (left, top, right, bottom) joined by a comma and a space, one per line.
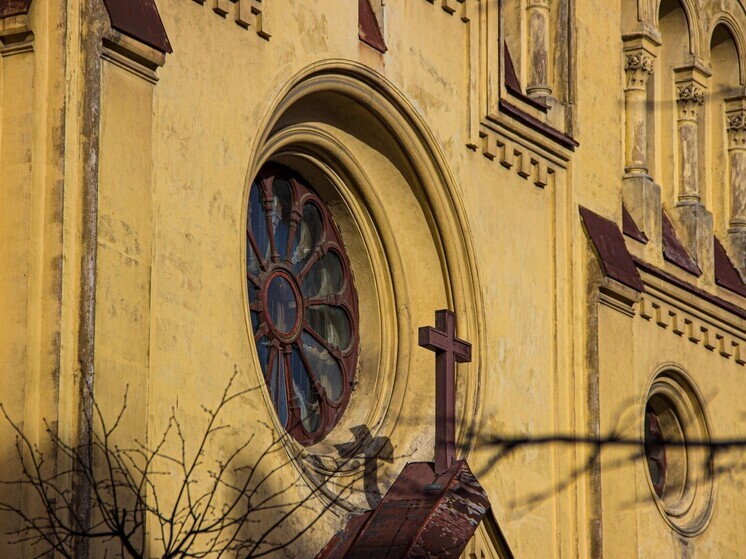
418, 309, 472, 474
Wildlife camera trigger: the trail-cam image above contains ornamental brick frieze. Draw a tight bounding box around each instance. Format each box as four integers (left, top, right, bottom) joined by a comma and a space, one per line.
624, 53, 654, 90
639, 296, 746, 366
423, 0, 469, 20
192, 0, 270, 40
676, 84, 705, 120
479, 127, 558, 188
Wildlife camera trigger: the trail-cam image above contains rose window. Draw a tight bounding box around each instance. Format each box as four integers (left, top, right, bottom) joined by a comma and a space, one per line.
246, 165, 359, 445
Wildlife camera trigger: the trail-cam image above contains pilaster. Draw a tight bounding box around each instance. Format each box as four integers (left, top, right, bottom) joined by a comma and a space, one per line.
0, 6, 36, 555
88, 5, 170, 555
94, 5, 168, 449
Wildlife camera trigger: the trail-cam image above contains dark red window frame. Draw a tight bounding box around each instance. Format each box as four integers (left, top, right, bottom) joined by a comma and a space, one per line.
246, 164, 360, 445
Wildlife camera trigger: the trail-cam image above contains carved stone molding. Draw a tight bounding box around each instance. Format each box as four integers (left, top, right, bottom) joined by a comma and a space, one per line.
727, 110, 746, 147
102, 31, 166, 83
0, 14, 33, 55
676, 84, 705, 120
624, 53, 654, 90
639, 295, 746, 366
599, 277, 641, 317
527, 0, 550, 8
193, 0, 270, 40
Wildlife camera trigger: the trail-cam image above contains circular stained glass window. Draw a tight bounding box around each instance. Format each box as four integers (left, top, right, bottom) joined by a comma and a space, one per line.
246, 165, 359, 445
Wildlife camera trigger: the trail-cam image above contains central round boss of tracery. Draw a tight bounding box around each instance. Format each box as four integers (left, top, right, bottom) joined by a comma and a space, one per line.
264, 271, 303, 339
246, 164, 360, 446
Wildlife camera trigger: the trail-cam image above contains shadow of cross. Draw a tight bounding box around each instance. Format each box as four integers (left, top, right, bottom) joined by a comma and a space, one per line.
334, 425, 394, 508
419, 309, 472, 474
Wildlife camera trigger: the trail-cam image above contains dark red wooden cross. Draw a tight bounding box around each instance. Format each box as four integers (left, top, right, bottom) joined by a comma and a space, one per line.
418, 309, 472, 474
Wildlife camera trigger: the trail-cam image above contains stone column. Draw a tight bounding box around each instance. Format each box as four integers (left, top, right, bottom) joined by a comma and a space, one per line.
671, 66, 714, 282
526, 0, 551, 99
621, 35, 662, 256
727, 109, 746, 229
624, 52, 654, 175
726, 100, 746, 276
675, 83, 705, 204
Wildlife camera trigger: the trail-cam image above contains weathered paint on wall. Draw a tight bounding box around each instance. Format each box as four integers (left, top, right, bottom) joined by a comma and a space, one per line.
1, 1, 745, 558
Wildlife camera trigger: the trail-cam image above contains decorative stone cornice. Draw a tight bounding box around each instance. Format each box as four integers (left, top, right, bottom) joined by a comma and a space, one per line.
102, 31, 166, 84
676, 84, 705, 120
624, 53, 654, 90
0, 13, 33, 54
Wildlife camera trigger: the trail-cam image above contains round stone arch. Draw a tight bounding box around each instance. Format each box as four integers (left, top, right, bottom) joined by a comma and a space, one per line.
652, 0, 703, 57
241, 60, 485, 510
708, 13, 746, 84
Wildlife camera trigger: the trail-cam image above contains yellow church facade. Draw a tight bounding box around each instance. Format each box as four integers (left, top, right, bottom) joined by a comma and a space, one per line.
1, 0, 746, 556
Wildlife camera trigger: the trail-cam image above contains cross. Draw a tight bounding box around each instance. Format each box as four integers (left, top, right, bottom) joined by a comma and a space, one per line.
418, 309, 472, 474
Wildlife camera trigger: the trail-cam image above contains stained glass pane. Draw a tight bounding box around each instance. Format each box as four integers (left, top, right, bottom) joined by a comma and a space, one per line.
266, 275, 299, 335
302, 332, 343, 401
291, 348, 321, 433
250, 311, 261, 333
291, 204, 323, 273
306, 305, 351, 351
302, 251, 344, 298
255, 336, 271, 379
248, 182, 270, 263
247, 238, 260, 276
271, 178, 293, 258
275, 354, 289, 428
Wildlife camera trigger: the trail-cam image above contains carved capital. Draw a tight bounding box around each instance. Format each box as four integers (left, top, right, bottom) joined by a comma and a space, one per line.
727, 110, 746, 147
527, 0, 550, 8
727, 111, 746, 130
677, 84, 705, 120
624, 53, 654, 90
